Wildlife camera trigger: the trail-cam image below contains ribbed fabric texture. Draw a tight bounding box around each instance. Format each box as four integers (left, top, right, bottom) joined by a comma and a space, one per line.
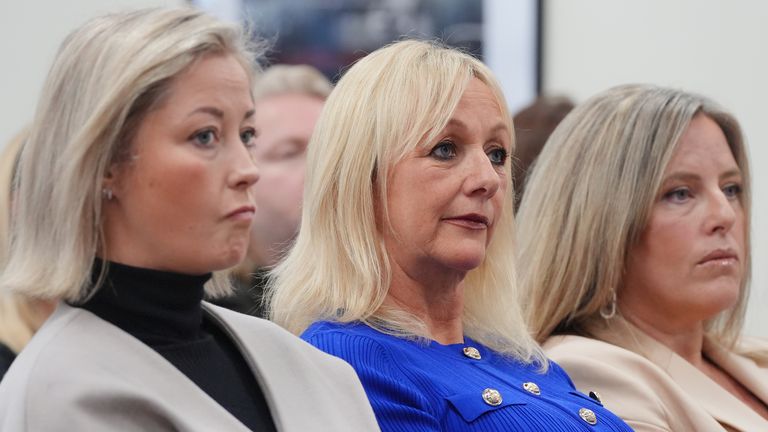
78, 260, 277, 432
303, 321, 634, 432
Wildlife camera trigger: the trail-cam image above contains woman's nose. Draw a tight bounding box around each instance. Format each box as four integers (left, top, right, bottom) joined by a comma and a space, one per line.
228, 144, 260, 190
705, 189, 738, 235
463, 150, 501, 198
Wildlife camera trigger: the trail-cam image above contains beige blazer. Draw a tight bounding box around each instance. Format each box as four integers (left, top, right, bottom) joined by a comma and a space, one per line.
0, 302, 380, 432
544, 325, 768, 432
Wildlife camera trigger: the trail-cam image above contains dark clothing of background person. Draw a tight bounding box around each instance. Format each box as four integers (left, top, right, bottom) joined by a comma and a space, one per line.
212, 269, 269, 318
0, 343, 14, 382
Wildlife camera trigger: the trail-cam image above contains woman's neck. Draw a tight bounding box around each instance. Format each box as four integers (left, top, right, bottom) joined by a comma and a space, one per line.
620, 305, 705, 366
385, 260, 465, 345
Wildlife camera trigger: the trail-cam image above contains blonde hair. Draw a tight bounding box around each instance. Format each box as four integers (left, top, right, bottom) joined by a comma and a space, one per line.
253, 64, 332, 101
517, 84, 751, 347
1, 8, 263, 303
267, 40, 545, 364
0, 129, 51, 353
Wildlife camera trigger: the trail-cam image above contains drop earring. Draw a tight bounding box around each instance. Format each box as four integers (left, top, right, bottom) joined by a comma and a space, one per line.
599, 289, 617, 320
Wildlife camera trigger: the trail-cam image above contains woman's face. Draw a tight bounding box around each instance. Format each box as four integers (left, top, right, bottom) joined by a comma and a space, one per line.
381, 78, 511, 280
621, 114, 746, 332
248, 93, 325, 266
103, 53, 259, 274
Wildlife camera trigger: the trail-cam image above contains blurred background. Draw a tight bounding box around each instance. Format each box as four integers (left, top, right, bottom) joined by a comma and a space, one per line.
0, 0, 766, 337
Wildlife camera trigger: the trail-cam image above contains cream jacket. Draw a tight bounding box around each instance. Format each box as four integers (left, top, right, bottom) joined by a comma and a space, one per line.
0, 303, 380, 431
544, 325, 768, 432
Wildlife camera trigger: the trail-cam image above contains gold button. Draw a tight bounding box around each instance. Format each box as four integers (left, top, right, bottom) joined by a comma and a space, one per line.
588, 391, 602, 404
522, 382, 541, 395
462, 346, 481, 360
482, 388, 502, 406
579, 408, 597, 425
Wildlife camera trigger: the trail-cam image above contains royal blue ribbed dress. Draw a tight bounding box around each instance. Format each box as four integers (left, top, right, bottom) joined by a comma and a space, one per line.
303, 321, 633, 431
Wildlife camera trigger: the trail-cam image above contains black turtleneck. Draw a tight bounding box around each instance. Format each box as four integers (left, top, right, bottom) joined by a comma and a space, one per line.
78, 260, 277, 432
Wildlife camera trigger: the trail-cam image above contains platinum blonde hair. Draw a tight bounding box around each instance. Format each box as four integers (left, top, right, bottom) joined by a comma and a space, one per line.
267, 40, 545, 364
517, 84, 751, 346
1, 8, 262, 302
0, 129, 51, 353
252, 64, 333, 101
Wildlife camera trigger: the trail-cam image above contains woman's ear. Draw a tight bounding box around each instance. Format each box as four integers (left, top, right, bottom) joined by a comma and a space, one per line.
101, 162, 120, 201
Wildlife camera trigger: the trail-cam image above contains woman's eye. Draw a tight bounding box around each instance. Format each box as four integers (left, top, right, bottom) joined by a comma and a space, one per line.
241, 128, 257, 147
192, 129, 216, 147
488, 147, 508, 166
663, 187, 692, 203
430, 140, 456, 160
723, 183, 742, 199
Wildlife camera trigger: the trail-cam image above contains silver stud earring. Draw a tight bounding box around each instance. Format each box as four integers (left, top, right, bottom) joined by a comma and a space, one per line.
102, 188, 113, 201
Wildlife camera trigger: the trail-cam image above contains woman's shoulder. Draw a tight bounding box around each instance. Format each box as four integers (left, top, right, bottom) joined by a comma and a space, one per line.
543, 334, 673, 387
302, 320, 386, 339
300, 321, 407, 364
542, 334, 693, 431
544, 334, 657, 368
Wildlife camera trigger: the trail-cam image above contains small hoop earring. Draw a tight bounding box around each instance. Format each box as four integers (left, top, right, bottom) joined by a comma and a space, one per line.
102, 188, 113, 201
599, 290, 617, 320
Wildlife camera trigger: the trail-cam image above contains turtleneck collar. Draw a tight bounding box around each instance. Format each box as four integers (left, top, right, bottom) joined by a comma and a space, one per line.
77, 259, 212, 345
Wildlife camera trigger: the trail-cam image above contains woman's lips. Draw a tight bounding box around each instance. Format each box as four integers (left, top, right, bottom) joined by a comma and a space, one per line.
227, 205, 256, 222
696, 249, 739, 272
442, 214, 489, 230
698, 249, 738, 265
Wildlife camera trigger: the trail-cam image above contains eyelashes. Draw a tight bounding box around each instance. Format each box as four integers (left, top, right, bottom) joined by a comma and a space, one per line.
188, 127, 258, 149
661, 183, 743, 204
428, 139, 508, 166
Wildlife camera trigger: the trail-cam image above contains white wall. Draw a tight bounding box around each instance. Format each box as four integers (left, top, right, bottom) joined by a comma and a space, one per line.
0, 0, 183, 147
544, 0, 768, 337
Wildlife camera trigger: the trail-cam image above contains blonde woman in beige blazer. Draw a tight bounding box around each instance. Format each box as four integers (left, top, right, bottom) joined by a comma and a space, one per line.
0, 8, 378, 431
517, 84, 768, 431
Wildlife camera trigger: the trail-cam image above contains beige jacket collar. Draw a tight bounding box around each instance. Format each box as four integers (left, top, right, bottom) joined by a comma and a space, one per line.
595, 320, 768, 431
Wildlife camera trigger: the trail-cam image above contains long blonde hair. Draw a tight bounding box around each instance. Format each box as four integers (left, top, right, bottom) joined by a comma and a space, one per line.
517, 84, 751, 347
0, 129, 52, 353
267, 40, 544, 364
1, 8, 262, 303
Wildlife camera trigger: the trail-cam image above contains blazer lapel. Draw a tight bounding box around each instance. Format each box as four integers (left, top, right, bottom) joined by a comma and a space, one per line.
73, 305, 253, 431
704, 338, 768, 417
597, 321, 768, 431
636, 330, 768, 431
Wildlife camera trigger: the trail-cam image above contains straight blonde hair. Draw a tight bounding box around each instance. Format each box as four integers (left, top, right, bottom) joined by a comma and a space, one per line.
1, 8, 262, 303
267, 40, 545, 364
0, 129, 51, 353
517, 84, 751, 347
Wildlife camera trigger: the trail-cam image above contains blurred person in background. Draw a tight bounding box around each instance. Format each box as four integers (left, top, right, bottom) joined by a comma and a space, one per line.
511, 96, 573, 211
221, 64, 332, 316
0, 129, 55, 381
517, 84, 768, 431
0, 8, 378, 431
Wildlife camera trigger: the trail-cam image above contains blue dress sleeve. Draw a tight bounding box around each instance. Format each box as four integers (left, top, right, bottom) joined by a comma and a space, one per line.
304, 331, 442, 432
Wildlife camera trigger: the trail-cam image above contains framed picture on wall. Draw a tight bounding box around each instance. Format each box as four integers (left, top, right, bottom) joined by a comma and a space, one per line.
191, 0, 540, 112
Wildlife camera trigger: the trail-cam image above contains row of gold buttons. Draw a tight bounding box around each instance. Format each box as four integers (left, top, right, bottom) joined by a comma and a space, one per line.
464, 345, 598, 426
480, 387, 598, 426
